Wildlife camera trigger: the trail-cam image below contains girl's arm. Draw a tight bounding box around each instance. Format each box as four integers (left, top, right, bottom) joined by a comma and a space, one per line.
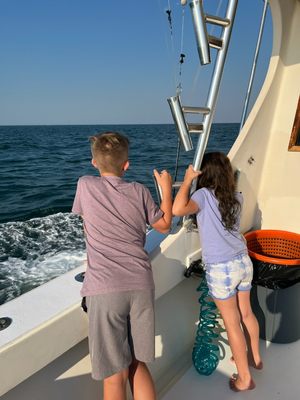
172, 165, 201, 216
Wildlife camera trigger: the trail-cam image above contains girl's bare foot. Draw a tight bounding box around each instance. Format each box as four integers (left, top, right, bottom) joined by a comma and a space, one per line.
230, 356, 263, 370
229, 374, 256, 392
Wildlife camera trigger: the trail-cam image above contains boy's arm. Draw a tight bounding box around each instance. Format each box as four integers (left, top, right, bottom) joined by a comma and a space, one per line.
72, 178, 83, 215
72, 178, 86, 236
151, 170, 173, 234
172, 165, 201, 216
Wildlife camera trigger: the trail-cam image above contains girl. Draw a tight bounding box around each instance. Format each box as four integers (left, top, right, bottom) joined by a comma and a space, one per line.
172, 152, 262, 392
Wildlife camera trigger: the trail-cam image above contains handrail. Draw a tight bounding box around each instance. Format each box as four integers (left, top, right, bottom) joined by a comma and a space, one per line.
239, 0, 269, 130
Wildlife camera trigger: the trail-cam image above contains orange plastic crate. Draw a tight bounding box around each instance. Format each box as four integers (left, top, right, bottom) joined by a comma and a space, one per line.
244, 230, 300, 266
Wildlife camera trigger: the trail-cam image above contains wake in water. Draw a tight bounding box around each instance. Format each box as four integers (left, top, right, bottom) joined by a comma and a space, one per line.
0, 213, 86, 305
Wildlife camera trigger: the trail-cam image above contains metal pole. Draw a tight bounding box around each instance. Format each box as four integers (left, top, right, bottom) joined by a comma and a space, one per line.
190, 0, 211, 65
192, 0, 238, 173
239, 0, 269, 130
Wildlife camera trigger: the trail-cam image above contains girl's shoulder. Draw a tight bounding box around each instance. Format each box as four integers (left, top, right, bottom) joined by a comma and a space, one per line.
192, 187, 214, 207
198, 187, 215, 199
195, 187, 211, 195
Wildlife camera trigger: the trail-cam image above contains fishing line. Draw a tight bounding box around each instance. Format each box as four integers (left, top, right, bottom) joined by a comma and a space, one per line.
159, 1, 187, 190
176, 5, 186, 95
157, 0, 178, 93
173, 137, 181, 197
173, 4, 187, 191
166, 0, 173, 35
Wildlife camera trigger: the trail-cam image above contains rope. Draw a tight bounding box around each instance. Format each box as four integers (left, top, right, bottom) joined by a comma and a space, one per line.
192, 273, 220, 375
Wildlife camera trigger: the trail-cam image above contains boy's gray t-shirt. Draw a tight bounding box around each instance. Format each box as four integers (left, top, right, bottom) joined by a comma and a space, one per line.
191, 188, 247, 264
72, 175, 163, 296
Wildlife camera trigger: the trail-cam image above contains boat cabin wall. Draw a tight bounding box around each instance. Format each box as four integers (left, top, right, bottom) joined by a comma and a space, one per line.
229, 0, 300, 234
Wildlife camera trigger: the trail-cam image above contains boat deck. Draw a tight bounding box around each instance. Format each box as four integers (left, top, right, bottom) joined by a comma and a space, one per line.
161, 329, 299, 400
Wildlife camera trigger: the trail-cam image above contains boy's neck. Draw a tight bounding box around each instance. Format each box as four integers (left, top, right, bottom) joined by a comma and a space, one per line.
101, 172, 123, 178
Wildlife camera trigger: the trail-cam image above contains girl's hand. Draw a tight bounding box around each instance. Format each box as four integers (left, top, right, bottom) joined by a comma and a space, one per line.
184, 165, 202, 184
153, 169, 172, 192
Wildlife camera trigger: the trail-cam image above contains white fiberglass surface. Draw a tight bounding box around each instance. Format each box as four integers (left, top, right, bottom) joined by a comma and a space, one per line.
162, 334, 299, 400
0, 212, 169, 306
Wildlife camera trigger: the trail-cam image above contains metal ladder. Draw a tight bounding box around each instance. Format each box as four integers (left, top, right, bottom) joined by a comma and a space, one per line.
168, 0, 238, 189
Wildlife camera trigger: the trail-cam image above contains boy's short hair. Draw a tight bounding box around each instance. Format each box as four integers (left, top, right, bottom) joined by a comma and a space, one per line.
90, 132, 129, 175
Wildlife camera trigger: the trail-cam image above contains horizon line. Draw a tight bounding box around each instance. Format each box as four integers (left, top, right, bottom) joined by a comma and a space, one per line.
0, 121, 240, 127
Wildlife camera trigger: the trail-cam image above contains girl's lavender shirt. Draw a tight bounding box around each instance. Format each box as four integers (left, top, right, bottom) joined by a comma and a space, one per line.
191, 188, 247, 264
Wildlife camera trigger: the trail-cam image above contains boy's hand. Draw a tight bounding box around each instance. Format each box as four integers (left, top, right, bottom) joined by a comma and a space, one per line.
184, 165, 202, 184
153, 169, 172, 192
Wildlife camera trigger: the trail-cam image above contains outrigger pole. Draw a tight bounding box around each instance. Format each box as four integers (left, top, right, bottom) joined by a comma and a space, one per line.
168, 0, 238, 191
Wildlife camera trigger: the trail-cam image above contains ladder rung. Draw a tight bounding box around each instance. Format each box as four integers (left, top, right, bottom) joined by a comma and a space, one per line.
208, 35, 223, 50
188, 123, 204, 133
205, 14, 230, 27
182, 106, 210, 115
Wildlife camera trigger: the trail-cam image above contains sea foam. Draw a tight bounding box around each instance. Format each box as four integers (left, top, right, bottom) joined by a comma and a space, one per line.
0, 213, 86, 304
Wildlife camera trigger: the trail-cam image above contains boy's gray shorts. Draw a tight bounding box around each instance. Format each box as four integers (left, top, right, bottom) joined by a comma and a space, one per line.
86, 289, 155, 380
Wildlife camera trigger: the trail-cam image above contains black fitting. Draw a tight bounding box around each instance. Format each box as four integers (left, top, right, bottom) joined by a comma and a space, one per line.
75, 272, 85, 282
184, 260, 204, 278
0, 317, 12, 331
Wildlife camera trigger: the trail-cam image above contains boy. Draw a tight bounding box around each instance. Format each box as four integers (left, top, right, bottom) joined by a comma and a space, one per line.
72, 132, 172, 400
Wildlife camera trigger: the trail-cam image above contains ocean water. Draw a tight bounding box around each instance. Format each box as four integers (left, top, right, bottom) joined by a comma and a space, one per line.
0, 123, 239, 305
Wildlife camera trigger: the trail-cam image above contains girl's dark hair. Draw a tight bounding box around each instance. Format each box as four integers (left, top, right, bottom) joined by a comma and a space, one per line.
196, 152, 240, 230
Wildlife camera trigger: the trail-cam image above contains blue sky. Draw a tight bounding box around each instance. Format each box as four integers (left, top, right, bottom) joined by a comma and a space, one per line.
0, 0, 272, 125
